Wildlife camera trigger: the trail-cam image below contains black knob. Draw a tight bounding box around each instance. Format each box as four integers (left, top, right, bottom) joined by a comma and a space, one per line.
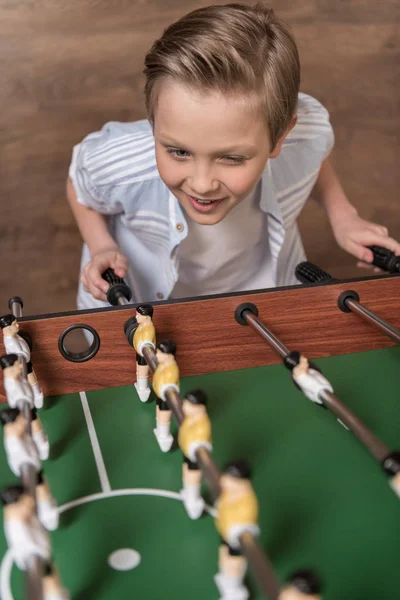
295, 262, 334, 284
101, 269, 132, 306
368, 246, 400, 273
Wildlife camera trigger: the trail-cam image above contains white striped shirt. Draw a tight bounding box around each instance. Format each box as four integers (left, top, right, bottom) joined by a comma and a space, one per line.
69, 93, 334, 309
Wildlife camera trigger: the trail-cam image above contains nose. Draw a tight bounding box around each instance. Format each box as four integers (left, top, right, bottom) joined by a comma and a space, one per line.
188, 162, 219, 196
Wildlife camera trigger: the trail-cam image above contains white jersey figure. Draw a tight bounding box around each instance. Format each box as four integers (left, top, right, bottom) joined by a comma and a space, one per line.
36, 471, 59, 531
0, 409, 41, 477
1, 354, 34, 410
284, 351, 333, 405
0, 314, 44, 408
1, 485, 51, 571
43, 562, 70, 600
31, 408, 50, 461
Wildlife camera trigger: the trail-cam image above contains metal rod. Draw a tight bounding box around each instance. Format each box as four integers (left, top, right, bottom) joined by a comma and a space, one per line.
242, 307, 392, 468
164, 388, 185, 425
117, 297, 129, 307
20, 464, 37, 504
321, 391, 389, 462
240, 532, 281, 600
346, 298, 400, 344
243, 312, 289, 358
142, 345, 158, 373
195, 447, 221, 500
25, 555, 44, 600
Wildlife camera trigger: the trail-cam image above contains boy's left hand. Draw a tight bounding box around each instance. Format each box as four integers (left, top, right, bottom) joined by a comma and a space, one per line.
331, 210, 400, 271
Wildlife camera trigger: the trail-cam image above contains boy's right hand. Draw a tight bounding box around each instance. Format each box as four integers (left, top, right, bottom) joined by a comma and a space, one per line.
80, 247, 129, 302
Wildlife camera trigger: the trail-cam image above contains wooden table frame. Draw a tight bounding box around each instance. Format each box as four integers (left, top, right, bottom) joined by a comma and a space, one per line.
0, 275, 399, 400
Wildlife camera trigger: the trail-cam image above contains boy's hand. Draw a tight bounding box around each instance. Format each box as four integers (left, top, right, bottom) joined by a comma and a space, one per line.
81, 247, 129, 302
331, 210, 400, 271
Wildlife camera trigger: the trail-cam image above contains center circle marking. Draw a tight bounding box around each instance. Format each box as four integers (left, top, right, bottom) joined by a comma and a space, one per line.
108, 548, 141, 571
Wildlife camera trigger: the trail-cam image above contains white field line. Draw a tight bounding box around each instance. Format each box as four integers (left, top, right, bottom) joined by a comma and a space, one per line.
58, 488, 217, 517
0, 488, 216, 600
79, 391, 111, 493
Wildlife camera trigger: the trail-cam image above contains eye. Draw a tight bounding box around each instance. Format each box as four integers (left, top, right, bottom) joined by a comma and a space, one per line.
166, 148, 190, 159
222, 156, 247, 165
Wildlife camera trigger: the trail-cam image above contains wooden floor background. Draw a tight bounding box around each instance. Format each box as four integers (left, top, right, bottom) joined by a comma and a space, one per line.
1, 0, 399, 316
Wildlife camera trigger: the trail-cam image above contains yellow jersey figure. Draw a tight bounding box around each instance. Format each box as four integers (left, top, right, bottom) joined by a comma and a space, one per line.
132, 304, 156, 403
152, 340, 179, 453
214, 460, 260, 600
178, 389, 212, 520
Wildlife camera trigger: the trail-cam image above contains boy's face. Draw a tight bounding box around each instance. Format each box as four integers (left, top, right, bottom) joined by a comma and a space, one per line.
154, 82, 292, 225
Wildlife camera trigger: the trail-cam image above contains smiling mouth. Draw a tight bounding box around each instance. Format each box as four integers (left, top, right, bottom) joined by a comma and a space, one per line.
186, 194, 226, 204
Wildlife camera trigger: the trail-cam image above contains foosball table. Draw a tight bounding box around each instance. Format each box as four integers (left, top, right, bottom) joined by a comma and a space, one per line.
0, 257, 399, 600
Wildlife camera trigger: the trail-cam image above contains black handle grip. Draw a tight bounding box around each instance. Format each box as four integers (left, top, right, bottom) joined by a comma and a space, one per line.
295, 261, 334, 284
101, 269, 132, 306
367, 246, 400, 274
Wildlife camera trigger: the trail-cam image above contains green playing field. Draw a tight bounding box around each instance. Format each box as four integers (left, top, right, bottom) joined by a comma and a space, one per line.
1, 346, 400, 599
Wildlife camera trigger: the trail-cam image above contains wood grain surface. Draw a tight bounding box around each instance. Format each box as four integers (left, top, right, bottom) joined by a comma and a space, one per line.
0, 0, 399, 315
0, 276, 399, 401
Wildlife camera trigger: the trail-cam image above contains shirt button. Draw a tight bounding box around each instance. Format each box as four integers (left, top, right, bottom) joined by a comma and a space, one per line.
156, 292, 164, 300
176, 223, 184, 233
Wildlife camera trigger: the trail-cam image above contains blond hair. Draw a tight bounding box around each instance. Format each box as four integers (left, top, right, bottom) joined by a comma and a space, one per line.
143, 3, 300, 150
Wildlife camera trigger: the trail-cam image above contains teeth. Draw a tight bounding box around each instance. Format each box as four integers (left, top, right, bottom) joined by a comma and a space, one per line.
196, 199, 213, 204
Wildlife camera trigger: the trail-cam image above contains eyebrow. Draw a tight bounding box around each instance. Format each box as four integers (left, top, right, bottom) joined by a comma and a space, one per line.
158, 135, 256, 155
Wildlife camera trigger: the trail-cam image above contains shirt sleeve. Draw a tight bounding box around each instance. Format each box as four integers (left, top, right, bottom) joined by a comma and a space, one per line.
268, 93, 335, 229
68, 120, 155, 215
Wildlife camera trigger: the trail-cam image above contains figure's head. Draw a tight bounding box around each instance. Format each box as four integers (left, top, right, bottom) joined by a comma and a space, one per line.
220, 459, 252, 494
0, 354, 21, 379
183, 389, 208, 418
0, 408, 25, 436
136, 304, 154, 324
279, 570, 321, 599
1, 485, 35, 519
144, 3, 299, 225
156, 340, 177, 363
0, 314, 18, 336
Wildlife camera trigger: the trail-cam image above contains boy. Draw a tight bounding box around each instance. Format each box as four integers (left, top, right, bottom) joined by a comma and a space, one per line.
67, 4, 400, 310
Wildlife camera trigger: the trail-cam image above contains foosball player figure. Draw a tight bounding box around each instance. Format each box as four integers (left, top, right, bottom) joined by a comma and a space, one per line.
0, 408, 41, 478
214, 460, 260, 600
1, 484, 51, 571
36, 471, 59, 532
279, 570, 322, 600
382, 451, 400, 498
152, 340, 179, 453
43, 561, 70, 600
0, 314, 44, 408
1, 353, 34, 411
132, 304, 156, 403
31, 408, 50, 460
178, 389, 212, 520
283, 351, 333, 406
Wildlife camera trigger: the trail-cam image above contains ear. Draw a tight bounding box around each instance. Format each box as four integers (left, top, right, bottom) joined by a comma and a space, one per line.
269, 114, 298, 159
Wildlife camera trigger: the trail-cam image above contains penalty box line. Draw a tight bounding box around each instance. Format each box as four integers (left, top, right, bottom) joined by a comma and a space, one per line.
79, 391, 111, 493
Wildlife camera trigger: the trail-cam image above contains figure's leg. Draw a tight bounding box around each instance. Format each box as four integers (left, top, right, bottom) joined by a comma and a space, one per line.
31, 412, 49, 460
153, 400, 173, 452
36, 473, 59, 531
180, 459, 205, 519
215, 543, 249, 600
134, 354, 151, 402
27, 362, 44, 409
